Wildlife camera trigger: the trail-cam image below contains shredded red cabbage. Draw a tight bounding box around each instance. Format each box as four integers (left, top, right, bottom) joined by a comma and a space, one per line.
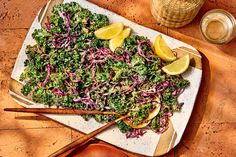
156, 112, 172, 134
66, 72, 76, 77
49, 11, 80, 49
72, 78, 81, 83
53, 88, 64, 96
66, 81, 79, 94
45, 16, 52, 32
126, 129, 147, 138
42, 64, 51, 87
73, 88, 97, 109
137, 40, 152, 61
121, 77, 140, 94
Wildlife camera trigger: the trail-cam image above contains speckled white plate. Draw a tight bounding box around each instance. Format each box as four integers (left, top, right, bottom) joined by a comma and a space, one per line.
10, 0, 202, 156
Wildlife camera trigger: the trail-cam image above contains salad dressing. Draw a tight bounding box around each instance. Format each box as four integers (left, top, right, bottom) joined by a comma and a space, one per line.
200, 9, 236, 44
206, 20, 227, 40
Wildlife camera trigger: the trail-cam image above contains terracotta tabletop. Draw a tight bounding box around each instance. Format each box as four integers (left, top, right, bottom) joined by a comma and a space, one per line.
0, 0, 235, 157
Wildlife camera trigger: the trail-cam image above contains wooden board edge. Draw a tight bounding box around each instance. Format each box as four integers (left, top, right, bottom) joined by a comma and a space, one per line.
173, 46, 202, 70
153, 120, 176, 156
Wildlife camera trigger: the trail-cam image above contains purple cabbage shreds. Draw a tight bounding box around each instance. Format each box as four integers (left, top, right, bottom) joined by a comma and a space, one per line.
137, 40, 152, 61
156, 80, 170, 92
92, 59, 105, 64
58, 11, 71, 32
156, 112, 172, 134
111, 82, 119, 89
171, 83, 185, 96
124, 53, 131, 63
107, 115, 114, 120
74, 88, 97, 109
163, 112, 173, 117
71, 86, 79, 94
141, 85, 160, 97
72, 78, 81, 83
132, 76, 142, 84
118, 51, 131, 63
98, 47, 118, 61
87, 59, 105, 69
122, 83, 136, 93
172, 88, 184, 96
102, 92, 109, 96
122, 76, 141, 93
66, 81, 79, 94
137, 98, 156, 106
94, 81, 107, 90
141, 91, 159, 97
140, 80, 170, 98
65, 13, 72, 32
104, 95, 108, 106
53, 88, 64, 96
45, 16, 52, 32
85, 88, 90, 98
79, 52, 88, 67
126, 129, 147, 138
66, 72, 81, 83
84, 39, 92, 45
91, 67, 96, 82
34, 80, 41, 91
49, 11, 80, 48
99, 47, 112, 55
120, 81, 126, 86
49, 34, 80, 49
73, 97, 97, 109
66, 72, 76, 76
42, 64, 51, 87
58, 10, 65, 20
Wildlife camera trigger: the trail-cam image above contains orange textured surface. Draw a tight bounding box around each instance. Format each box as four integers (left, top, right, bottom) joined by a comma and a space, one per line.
0, 0, 235, 157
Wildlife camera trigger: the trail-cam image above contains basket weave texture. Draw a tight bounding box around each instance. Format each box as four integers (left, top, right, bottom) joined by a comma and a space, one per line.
151, 0, 204, 28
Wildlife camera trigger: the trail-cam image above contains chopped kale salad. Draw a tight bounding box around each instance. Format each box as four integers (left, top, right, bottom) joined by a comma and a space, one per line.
20, 2, 190, 138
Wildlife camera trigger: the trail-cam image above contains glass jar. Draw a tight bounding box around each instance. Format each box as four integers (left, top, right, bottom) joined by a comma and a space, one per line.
200, 9, 236, 44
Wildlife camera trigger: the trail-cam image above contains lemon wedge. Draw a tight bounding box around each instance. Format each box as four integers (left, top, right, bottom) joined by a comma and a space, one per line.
94, 23, 124, 40
109, 28, 132, 51
154, 35, 176, 61
162, 54, 190, 75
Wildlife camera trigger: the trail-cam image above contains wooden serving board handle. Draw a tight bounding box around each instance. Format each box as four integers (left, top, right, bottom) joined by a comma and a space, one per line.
38, 0, 64, 26
173, 46, 202, 70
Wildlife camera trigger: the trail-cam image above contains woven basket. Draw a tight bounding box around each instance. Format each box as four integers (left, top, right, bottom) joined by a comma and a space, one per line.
151, 0, 204, 28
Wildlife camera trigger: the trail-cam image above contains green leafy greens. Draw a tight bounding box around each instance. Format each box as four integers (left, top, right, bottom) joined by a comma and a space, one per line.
20, 2, 190, 137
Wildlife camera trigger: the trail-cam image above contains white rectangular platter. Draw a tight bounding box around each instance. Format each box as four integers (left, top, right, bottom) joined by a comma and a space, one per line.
10, 0, 202, 156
